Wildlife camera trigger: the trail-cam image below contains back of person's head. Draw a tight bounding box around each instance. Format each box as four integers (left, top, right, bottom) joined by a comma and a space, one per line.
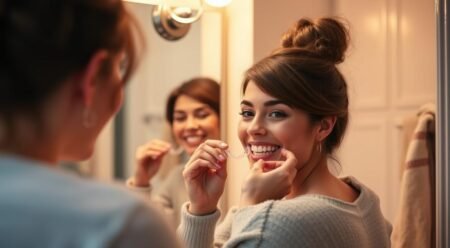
242, 17, 349, 154
0, 0, 140, 139
166, 77, 220, 125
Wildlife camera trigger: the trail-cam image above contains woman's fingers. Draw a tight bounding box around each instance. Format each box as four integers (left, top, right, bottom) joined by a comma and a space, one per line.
142, 150, 166, 161
189, 140, 228, 165
204, 139, 228, 149
141, 140, 171, 153
183, 158, 221, 180
199, 143, 227, 163
279, 149, 298, 167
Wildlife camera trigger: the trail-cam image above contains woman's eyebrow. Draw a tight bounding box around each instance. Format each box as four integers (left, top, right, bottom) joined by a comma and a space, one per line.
240, 100, 253, 107
193, 106, 210, 113
264, 100, 285, 107
240, 99, 286, 107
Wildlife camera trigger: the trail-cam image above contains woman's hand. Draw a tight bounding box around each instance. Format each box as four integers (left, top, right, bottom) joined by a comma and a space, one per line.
133, 139, 171, 187
240, 149, 298, 207
183, 140, 228, 215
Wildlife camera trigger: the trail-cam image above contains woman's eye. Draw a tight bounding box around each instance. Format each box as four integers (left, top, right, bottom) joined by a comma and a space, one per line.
173, 115, 186, 122
196, 112, 210, 119
268, 111, 287, 118
239, 110, 254, 118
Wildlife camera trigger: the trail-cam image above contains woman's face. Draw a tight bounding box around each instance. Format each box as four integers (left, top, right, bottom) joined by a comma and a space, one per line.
238, 81, 319, 168
172, 95, 220, 155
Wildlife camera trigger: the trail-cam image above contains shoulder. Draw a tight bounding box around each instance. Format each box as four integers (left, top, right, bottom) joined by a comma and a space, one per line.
231, 199, 347, 246
268, 196, 346, 224
0, 156, 177, 246
237, 194, 365, 234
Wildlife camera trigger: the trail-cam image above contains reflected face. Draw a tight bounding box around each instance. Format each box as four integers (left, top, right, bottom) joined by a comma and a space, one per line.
238, 81, 318, 168
172, 95, 220, 155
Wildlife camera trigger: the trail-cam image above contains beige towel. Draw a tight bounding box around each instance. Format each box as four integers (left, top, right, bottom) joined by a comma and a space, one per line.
391, 103, 436, 248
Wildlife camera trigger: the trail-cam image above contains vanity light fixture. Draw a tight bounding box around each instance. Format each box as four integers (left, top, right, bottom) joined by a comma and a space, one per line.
152, 0, 204, 41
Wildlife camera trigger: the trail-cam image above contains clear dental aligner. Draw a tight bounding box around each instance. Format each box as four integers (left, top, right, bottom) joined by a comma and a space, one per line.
169, 146, 248, 158
226, 148, 248, 159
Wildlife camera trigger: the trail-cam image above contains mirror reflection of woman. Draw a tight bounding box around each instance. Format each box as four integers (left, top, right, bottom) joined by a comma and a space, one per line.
178, 17, 392, 247
127, 77, 220, 227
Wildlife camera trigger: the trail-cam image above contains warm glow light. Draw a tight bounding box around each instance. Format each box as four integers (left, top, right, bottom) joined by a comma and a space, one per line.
205, 0, 232, 7
123, 0, 161, 4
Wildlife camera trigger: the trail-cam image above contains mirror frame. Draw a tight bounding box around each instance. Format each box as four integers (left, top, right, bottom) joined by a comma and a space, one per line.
436, 0, 449, 246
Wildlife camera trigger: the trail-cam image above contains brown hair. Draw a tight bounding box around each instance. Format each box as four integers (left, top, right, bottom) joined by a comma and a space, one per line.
242, 17, 350, 154
0, 0, 142, 129
166, 77, 220, 125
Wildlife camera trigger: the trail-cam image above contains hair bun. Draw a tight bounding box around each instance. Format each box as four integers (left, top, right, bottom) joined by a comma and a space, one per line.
280, 17, 349, 64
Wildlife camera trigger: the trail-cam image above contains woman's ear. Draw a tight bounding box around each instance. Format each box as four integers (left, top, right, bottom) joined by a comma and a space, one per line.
316, 116, 337, 142
78, 50, 109, 107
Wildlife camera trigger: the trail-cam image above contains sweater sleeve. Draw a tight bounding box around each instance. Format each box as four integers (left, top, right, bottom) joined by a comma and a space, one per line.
126, 172, 178, 228
111, 203, 182, 248
177, 202, 221, 248
177, 200, 278, 248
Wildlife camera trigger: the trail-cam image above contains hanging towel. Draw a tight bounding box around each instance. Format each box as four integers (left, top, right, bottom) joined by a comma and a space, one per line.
391, 103, 436, 248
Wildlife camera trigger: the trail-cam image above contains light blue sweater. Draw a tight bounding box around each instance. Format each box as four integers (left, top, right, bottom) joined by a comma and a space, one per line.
178, 177, 392, 248
0, 155, 180, 248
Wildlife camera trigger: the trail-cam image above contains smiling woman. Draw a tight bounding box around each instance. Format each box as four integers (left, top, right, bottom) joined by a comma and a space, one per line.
127, 77, 220, 228
168, 78, 221, 155
177, 17, 392, 248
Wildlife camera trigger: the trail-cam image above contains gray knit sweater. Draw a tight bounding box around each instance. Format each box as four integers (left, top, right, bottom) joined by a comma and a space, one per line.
178, 177, 392, 248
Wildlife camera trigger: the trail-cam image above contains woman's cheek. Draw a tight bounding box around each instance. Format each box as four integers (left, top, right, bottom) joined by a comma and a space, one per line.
237, 121, 247, 144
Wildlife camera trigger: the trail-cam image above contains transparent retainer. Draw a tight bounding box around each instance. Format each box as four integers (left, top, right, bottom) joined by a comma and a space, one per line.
168, 146, 249, 158
226, 148, 248, 159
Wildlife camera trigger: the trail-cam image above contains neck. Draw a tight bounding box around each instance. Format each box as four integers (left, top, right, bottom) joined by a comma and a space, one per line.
287, 152, 333, 198
0, 117, 60, 165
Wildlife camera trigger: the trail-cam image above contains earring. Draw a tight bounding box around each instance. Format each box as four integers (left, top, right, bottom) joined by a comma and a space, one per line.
317, 142, 322, 154
83, 108, 97, 128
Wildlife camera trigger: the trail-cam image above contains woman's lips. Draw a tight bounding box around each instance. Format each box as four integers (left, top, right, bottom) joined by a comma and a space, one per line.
184, 135, 205, 146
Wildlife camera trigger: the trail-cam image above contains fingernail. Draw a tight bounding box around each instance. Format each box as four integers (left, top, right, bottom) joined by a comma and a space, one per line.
215, 163, 222, 169
218, 155, 225, 161
220, 142, 227, 148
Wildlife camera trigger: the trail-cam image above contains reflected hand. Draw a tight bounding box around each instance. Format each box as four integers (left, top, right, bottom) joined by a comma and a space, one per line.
240, 149, 298, 207
183, 140, 228, 215
133, 139, 171, 187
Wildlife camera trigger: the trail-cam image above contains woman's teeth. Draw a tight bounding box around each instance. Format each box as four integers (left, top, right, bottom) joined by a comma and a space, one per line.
186, 136, 203, 145
250, 145, 280, 155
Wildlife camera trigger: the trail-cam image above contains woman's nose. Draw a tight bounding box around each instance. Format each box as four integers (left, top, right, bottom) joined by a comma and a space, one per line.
186, 116, 200, 129
247, 117, 266, 136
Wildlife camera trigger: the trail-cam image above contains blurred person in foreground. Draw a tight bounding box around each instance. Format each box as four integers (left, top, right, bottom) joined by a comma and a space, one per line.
0, 0, 180, 247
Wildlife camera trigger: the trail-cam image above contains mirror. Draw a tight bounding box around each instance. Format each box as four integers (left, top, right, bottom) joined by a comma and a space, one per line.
116, 2, 223, 182
87, 0, 447, 243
